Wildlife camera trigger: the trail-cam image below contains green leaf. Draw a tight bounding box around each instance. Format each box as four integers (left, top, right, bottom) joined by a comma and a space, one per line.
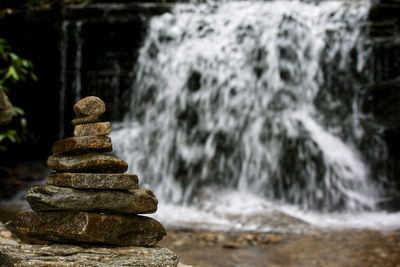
13, 106, 25, 116
5, 66, 19, 81
20, 117, 27, 128
22, 60, 29, 68
10, 53, 19, 61
30, 72, 38, 81
8, 134, 16, 143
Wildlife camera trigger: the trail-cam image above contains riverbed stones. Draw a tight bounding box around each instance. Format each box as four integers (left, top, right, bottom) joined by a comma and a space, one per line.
16, 96, 170, 253
74, 121, 111, 136
47, 153, 128, 173
26, 186, 157, 214
52, 135, 112, 155
47, 172, 138, 190
73, 96, 106, 116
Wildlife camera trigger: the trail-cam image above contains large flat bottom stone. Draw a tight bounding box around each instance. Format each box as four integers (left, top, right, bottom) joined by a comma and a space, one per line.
0, 244, 179, 267
26, 186, 157, 214
16, 211, 166, 247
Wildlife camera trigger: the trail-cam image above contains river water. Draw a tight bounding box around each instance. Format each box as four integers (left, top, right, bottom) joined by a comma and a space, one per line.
109, 0, 400, 231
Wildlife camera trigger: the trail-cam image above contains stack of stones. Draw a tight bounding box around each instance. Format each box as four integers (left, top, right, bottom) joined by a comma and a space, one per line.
16, 96, 166, 246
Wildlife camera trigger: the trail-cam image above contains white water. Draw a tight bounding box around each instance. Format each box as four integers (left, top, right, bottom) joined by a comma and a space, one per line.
59, 19, 84, 138
111, 1, 400, 231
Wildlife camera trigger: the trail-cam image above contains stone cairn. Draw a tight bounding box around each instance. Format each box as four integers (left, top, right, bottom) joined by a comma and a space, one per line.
16, 96, 166, 246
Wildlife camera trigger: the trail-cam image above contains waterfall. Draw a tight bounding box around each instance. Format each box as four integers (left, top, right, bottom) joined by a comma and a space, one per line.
59, 19, 84, 138
111, 1, 398, 230
74, 21, 83, 103
59, 20, 69, 139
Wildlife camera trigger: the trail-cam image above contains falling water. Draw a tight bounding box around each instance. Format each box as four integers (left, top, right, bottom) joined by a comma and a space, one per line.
74, 21, 83, 103
59, 20, 69, 139
111, 1, 399, 231
59, 19, 84, 138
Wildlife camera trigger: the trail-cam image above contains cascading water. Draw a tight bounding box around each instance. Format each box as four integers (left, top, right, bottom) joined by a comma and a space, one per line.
111, 1, 399, 231
59, 19, 84, 138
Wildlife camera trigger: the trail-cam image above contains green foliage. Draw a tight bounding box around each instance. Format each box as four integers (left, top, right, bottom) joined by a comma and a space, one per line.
0, 38, 37, 93
0, 38, 36, 150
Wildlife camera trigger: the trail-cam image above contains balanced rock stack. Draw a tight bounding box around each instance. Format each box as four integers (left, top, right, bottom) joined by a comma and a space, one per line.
16, 96, 166, 246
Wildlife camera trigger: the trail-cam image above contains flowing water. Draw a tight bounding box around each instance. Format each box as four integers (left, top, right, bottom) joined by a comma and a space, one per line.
109, 0, 400, 232
41, 0, 396, 232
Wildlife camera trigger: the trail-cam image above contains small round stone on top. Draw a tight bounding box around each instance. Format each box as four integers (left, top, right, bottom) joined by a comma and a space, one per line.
73, 96, 106, 116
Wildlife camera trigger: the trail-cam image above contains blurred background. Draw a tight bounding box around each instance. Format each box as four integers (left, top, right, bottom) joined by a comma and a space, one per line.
1, 0, 400, 247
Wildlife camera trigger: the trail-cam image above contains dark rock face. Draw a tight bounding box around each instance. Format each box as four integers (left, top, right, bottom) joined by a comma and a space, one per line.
16, 211, 166, 246
74, 122, 111, 136
26, 186, 157, 214
368, 1, 400, 82
73, 96, 106, 116
52, 136, 112, 156
47, 153, 128, 173
71, 115, 102, 125
47, 172, 138, 190
362, 78, 400, 128
0, 243, 178, 267
365, 0, 400, 195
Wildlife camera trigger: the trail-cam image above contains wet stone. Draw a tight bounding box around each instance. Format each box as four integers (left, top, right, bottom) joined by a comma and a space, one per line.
26, 186, 158, 214
52, 136, 112, 156
74, 121, 111, 137
16, 211, 166, 247
47, 153, 128, 173
47, 172, 139, 190
71, 114, 101, 125
74, 96, 106, 116
0, 244, 178, 267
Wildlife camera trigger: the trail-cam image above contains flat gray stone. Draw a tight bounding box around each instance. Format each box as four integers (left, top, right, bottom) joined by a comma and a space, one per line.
26, 186, 157, 214
74, 122, 111, 137
52, 136, 112, 156
0, 243, 178, 266
47, 172, 139, 190
47, 153, 128, 173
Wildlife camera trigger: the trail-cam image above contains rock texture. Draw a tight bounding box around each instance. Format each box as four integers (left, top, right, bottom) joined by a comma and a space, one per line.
71, 115, 101, 125
0, 244, 178, 266
52, 136, 112, 156
0, 222, 20, 246
47, 153, 128, 173
74, 122, 111, 136
47, 172, 138, 190
74, 96, 106, 116
26, 186, 157, 214
0, 88, 13, 126
16, 211, 166, 247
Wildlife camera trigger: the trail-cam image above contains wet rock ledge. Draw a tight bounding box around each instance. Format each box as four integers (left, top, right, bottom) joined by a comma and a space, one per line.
0, 221, 179, 267
0, 243, 179, 267
0, 218, 181, 267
